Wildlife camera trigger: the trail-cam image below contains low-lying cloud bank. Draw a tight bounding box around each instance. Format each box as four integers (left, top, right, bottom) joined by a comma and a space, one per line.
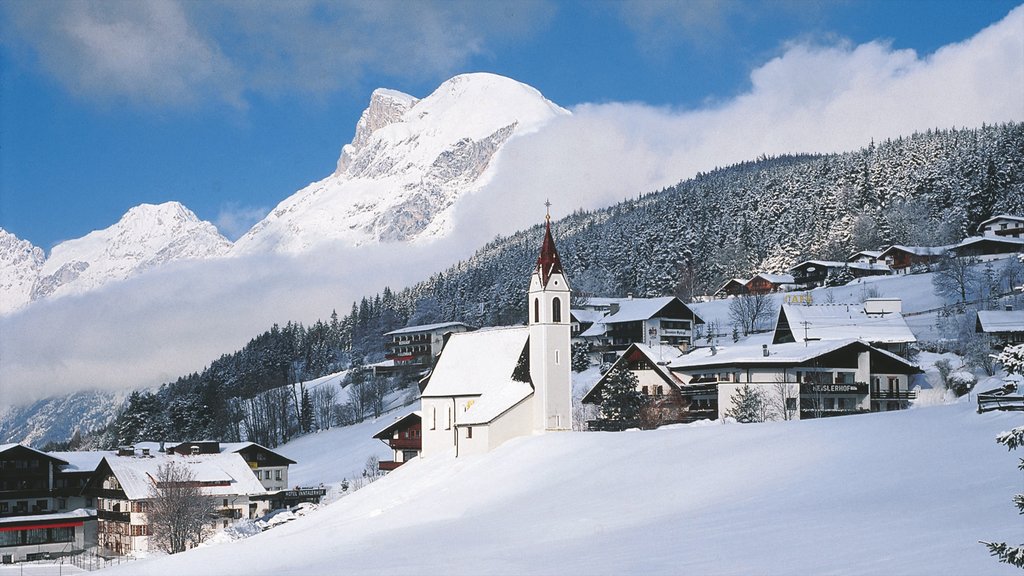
2, 6, 1022, 406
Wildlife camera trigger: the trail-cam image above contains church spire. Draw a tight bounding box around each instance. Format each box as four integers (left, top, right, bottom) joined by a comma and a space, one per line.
536, 202, 563, 288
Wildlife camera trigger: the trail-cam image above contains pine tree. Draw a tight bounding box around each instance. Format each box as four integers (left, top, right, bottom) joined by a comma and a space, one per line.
571, 341, 591, 373
598, 367, 644, 429
300, 388, 314, 433
980, 426, 1024, 569
724, 384, 768, 423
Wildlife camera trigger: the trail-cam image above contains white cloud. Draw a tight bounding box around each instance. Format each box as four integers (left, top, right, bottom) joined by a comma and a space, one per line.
1, 0, 554, 107
1, 7, 1022, 407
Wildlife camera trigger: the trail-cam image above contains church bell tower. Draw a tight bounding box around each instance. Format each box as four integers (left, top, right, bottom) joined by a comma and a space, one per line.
528, 206, 572, 431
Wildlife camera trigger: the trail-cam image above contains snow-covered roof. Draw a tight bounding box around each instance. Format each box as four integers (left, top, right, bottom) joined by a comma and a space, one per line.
373, 411, 422, 439
978, 214, 1024, 229
879, 244, 951, 257
579, 296, 687, 337
977, 310, 1024, 333
664, 338, 916, 372
752, 273, 795, 284
953, 235, 1024, 250
0, 508, 95, 527
102, 452, 268, 501
385, 321, 472, 336
0, 443, 68, 465
570, 309, 606, 325
776, 304, 916, 344
460, 382, 533, 425
420, 326, 529, 398
847, 250, 883, 261
49, 451, 104, 472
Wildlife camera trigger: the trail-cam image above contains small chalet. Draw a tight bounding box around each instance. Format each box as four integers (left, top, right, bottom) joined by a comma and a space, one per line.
86, 448, 268, 556
788, 260, 891, 289
948, 236, 1024, 260
0, 444, 98, 563
583, 337, 922, 426
878, 245, 949, 274
847, 250, 883, 265
978, 215, 1024, 239
373, 411, 422, 471
419, 213, 572, 458
745, 273, 796, 295
382, 322, 474, 373
714, 278, 748, 298
772, 299, 917, 358
577, 296, 705, 363
977, 309, 1024, 348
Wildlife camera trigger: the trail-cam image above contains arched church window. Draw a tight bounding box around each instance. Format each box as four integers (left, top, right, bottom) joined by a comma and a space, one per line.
552, 297, 562, 323
534, 298, 540, 323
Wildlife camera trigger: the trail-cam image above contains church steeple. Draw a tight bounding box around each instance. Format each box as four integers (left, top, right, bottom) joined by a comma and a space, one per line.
535, 215, 564, 288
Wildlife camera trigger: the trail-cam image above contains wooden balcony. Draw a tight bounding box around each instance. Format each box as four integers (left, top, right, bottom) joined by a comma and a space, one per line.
388, 438, 421, 450
97, 509, 131, 522
378, 461, 402, 472
870, 390, 917, 400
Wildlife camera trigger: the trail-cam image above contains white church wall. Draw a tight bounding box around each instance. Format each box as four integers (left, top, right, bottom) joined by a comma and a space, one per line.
484, 398, 535, 451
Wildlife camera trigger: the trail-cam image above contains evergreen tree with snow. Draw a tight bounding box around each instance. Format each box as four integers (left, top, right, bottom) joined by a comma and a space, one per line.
597, 367, 644, 428
981, 425, 1024, 569
571, 341, 591, 372
724, 384, 768, 423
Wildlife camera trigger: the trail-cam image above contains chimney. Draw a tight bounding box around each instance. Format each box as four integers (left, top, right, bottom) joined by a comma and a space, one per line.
1007, 304, 1015, 312
141, 448, 150, 457
190, 446, 200, 456
159, 441, 165, 453
117, 446, 135, 457
762, 344, 770, 357
627, 293, 634, 300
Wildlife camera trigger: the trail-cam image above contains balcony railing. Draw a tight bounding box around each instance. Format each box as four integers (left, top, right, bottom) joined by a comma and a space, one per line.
388, 438, 421, 450
870, 390, 917, 400
97, 509, 131, 522
378, 461, 402, 472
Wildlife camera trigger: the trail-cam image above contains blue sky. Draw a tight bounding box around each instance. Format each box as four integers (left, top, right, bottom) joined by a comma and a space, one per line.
1, 0, 1022, 250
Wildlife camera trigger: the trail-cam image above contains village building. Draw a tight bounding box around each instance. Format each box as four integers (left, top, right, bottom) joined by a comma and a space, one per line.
0, 444, 97, 563
788, 260, 891, 289
977, 308, 1024, 348
978, 214, 1024, 239
576, 296, 705, 364
847, 250, 884, 265
380, 322, 475, 374
418, 214, 571, 458
745, 273, 796, 294
772, 299, 917, 358
583, 337, 921, 427
86, 448, 269, 556
372, 411, 422, 471
165, 442, 296, 493
713, 278, 748, 298
878, 245, 949, 274
948, 236, 1024, 260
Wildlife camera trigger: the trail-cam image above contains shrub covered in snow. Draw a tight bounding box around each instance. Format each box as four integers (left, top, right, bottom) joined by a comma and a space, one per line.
947, 371, 977, 397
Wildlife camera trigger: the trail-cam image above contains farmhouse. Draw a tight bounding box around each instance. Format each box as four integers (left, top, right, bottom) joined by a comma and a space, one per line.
86, 448, 269, 556
948, 236, 1024, 260
583, 337, 922, 427
976, 309, 1024, 348
745, 273, 796, 294
419, 214, 571, 458
577, 295, 705, 363
788, 260, 891, 289
713, 278, 748, 298
373, 411, 422, 471
878, 244, 949, 274
978, 214, 1024, 239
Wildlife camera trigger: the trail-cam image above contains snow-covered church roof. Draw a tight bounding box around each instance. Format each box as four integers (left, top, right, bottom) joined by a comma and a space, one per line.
420, 326, 530, 399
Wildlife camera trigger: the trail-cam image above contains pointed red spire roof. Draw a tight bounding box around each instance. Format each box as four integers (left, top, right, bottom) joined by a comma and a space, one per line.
536, 215, 564, 287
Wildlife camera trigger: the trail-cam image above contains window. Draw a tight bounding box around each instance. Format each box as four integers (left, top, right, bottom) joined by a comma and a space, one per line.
642, 386, 649, 395
534, 298, 540, 323
431, 407, 437, 430
254, 470, 262, 480
656, 386, 664, 397
552, 297, 562, 323
275, 470, 282, 481
466, 427, 473, 439
446, 406, 452, 430
785, 398, 797, 411
555, 350, 560, 365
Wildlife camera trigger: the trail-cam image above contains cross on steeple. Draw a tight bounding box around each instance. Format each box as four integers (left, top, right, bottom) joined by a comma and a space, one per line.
544, 199, 551, 221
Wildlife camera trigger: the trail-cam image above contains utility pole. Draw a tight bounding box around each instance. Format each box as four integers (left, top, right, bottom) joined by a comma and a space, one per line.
801, 321, 811, 347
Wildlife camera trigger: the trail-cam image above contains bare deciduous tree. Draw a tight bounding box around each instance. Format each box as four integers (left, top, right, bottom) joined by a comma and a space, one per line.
728, 293, 774, 335
148, 460, 217, 554
769, 378, 798, 421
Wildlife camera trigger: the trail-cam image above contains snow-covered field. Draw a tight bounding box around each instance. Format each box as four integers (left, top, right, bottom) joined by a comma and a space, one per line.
108, 400, 1022, 576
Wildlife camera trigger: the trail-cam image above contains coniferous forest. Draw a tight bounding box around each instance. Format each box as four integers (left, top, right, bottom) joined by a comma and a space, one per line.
61, 123, 1024, 449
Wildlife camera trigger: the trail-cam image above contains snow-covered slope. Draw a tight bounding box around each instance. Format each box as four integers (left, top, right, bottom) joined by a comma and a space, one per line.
232, 73, 569, 253
0, 228, 45, 315
113, 403, 1023, 575
29, 202, 231, 302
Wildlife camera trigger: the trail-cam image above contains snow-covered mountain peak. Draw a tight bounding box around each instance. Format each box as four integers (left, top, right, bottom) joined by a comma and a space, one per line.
0, 228, 45, 315
234, 73, 569, 254
30, 201, 231, 302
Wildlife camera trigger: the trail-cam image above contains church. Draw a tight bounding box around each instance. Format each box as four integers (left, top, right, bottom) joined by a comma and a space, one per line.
419, 213, 572, 457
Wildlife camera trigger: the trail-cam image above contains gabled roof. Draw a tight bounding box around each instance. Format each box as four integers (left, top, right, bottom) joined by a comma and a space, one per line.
99, 452, 267, 501
773, 303, 916, 345
536, 218, 564, 287
49, 451, 104, 472
220, 442, 297, 465
977, 310, 1024, 333
952, 235, 1024, 251
570, 309, 606, 325
878, 244, 951, 257
579, 297, 704, 338
665, 338, 919, 373
847, 250, 883, 261
420, 326, 530, 398
0, 444, 69, 466
373, 411, 422, 440
581, 343, 686, 404
750, 273, 795, 285
385, 322, 473, 337
978, 214, 1024, 231
460, 382, 534, 425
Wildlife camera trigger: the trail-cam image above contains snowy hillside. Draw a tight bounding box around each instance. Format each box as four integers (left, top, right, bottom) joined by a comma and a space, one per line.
0, 389, 128, 447
0, 228, 45, 315
113, 403, 1023, 575
231, 73, 569, 253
